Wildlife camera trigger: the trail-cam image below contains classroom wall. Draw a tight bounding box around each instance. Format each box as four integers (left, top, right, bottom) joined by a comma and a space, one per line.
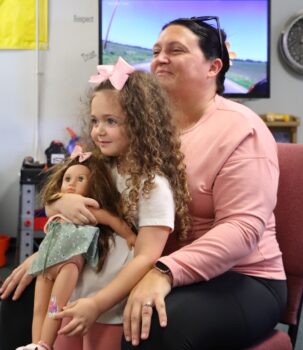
0, 0, 98, 238
244, 1, 303, 123
0, 0, 302, 238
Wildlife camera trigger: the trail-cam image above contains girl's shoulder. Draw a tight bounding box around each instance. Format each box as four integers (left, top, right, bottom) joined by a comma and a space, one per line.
153, 173, 171, 189
143, 173, 173, 203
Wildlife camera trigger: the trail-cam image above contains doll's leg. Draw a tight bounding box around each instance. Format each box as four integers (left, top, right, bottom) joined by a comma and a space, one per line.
32, 274, 54, 342
39, 263, 80, 347
39, 258, 83, 348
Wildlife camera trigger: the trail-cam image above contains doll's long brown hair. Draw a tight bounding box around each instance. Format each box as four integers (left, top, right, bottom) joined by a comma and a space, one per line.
39, 152, 122, 271
84, 71, 191, 240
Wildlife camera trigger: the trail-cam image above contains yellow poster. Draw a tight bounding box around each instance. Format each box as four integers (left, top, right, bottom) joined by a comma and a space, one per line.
0, 0, 48, 49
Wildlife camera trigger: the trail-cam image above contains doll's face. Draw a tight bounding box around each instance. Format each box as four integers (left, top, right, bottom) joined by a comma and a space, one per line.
61, 164, 91, 196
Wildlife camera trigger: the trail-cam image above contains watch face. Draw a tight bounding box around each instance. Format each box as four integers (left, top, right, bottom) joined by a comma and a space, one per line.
155, 261, 170, 273
280, 13, 303, 74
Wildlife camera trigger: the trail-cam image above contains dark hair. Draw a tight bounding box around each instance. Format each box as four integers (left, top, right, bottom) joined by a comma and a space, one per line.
163, 18, 230, 95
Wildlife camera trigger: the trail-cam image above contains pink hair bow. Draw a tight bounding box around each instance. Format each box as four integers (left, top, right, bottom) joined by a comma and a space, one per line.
70, 145, 92, 163
89, 56, 135, 90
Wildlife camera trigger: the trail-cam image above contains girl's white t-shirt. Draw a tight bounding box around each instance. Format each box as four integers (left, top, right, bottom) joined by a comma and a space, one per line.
70, 170, 175, 324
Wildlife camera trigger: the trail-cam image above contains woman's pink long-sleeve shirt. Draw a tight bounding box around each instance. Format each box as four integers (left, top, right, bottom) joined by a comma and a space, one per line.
160, 95, 286, 287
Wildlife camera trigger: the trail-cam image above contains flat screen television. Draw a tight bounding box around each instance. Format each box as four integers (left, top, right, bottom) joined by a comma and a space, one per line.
99, 0, 270, 98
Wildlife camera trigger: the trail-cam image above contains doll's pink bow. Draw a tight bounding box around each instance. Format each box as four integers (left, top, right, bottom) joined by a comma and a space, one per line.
89, 57, 135, 90
70, 145, 92, 163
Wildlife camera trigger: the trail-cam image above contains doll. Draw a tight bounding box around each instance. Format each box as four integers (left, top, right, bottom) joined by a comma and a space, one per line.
17, 145, 136, 350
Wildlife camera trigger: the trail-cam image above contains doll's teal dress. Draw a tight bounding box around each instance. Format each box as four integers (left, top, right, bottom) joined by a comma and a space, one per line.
28, 216, 99, 276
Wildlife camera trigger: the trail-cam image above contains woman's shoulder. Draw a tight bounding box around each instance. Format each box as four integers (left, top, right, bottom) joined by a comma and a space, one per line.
214, 96, 278, 162
212, 95, 275, 144
215, 95, 265, 128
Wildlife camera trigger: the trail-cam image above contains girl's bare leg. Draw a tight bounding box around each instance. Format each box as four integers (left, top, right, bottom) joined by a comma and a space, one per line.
39, 263, 80, 347
55, 321, 123, 350
54, 318, 83, 350
84, 323, 123, 350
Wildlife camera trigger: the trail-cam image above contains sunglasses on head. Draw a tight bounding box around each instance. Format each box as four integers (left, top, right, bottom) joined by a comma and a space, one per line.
183, 16, 224, 60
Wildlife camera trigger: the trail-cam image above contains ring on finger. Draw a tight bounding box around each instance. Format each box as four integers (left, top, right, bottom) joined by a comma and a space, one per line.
143, 301, 153, 308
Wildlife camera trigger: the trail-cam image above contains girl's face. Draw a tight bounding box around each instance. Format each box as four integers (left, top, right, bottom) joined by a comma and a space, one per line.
61, 164, 91, 196
90, 90, 129, 158
151, 24, 215, 95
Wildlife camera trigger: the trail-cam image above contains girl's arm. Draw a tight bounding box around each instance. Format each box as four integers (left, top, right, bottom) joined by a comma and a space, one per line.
45, 193, 99, 225
90, 207, 137, 248
55, 225, 169, 336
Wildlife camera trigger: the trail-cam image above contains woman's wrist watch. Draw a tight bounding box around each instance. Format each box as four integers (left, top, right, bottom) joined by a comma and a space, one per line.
154, 261, 173, 285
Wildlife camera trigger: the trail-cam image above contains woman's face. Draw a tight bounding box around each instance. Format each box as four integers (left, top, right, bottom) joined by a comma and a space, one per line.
151, 24, 214, 95
90, 90, 129, 158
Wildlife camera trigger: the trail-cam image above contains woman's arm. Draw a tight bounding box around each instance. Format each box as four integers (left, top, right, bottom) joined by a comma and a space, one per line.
160, 142, 279, 287
90, 207, 137, 248
55, 225, 169, 336
45, 193, 99, 225
122, 133, 280, 345
0, 252, 37, 300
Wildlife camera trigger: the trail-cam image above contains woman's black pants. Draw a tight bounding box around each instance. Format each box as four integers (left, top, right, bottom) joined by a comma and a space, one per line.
121, 271, 287, 350
0, 272, 286, 350
0, 280, 35, 350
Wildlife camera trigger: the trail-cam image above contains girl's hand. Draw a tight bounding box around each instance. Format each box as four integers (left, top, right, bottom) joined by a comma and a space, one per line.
89, 207, 113, 226
55, 297, 100, 336
123, 268, 172, 346
46, 193, 99, 225
126, 234, 137, 250
0, 253, 36, 300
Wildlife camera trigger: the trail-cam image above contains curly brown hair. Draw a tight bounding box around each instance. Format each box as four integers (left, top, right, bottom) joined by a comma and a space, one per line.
39, 151, 123, 271
83, 70, 191, 240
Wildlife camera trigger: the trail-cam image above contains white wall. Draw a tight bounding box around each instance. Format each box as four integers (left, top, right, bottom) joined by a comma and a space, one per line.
0, 0, 302, 238
244, 1, 303, 127
0, 0, 98, 237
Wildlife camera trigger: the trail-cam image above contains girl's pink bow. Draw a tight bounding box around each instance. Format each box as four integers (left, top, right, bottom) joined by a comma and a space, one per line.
89, 56, 135, 90
70, 145, 92, 163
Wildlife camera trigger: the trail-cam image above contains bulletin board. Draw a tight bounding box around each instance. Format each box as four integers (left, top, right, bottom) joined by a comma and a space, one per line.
0, 0, 48, 49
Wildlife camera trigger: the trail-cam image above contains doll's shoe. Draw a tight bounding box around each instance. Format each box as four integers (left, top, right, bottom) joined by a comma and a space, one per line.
16, 344, 45, 350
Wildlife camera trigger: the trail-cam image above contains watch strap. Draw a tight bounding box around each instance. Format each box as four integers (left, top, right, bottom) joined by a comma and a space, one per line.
154, 261, 173, 286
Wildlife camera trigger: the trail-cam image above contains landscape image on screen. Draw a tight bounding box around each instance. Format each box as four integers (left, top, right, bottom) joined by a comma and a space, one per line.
101, 0, 269, 97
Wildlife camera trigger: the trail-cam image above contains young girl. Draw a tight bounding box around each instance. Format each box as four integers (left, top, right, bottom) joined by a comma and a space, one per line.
17, 145, 136, 350
44, 57, 191, 350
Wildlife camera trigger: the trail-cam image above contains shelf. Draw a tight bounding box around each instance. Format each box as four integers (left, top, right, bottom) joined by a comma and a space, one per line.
259, 115, 300, 143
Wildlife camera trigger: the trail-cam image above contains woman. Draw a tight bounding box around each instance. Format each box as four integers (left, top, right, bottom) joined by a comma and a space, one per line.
1, 17, 286, 350
121, 17, 287, 349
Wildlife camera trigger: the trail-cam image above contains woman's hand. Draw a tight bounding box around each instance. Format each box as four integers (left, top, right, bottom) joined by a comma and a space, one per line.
46, 193, 99, 225
0, 253, 36, 300
123, 268, 172, 346
55, 297, 100, 336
